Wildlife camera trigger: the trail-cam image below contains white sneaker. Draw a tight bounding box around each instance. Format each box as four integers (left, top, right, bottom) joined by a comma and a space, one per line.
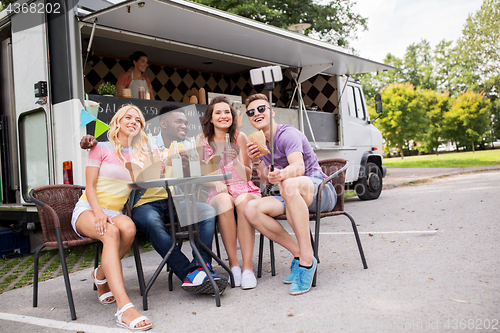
241, 270, 257, 290
230, 266, 241, 287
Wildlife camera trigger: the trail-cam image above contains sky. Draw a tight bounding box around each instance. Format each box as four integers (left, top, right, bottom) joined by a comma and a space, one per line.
348, 0, 484, 63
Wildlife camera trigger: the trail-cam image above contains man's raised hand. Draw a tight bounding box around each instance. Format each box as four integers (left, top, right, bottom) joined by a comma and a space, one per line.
246, 142, 261, 163
80, 135, 98, 149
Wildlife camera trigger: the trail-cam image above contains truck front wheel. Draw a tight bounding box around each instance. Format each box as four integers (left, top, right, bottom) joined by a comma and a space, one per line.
354, 162, 383, 200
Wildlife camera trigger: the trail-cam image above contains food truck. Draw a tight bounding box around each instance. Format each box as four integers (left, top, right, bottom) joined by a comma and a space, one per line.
0, 0, 394, 238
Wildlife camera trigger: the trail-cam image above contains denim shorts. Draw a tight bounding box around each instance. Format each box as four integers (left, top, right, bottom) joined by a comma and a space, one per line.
71, 200, 123, 238
274, 174, 336, 214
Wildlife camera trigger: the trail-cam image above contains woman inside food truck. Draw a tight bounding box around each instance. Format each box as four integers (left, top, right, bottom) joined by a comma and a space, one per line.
116, 51, 154, 99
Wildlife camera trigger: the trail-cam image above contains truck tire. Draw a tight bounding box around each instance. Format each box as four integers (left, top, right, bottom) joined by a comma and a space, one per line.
354, 162, 383, 200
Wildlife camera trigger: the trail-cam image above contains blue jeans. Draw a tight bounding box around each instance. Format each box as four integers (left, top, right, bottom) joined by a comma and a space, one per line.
132, 199, 216, 281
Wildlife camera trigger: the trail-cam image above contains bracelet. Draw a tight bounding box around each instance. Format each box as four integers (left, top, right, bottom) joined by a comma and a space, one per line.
252, 160, 262, 166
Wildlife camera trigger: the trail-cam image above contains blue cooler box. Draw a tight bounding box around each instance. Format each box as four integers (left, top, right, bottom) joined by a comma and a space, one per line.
0, 229, 31, 258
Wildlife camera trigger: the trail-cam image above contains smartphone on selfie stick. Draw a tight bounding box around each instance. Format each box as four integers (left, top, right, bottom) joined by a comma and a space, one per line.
249, 65, 283, 172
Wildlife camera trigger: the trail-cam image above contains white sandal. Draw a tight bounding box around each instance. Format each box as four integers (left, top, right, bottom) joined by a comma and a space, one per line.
115, 303, 152, 331
91, 267, 115, 305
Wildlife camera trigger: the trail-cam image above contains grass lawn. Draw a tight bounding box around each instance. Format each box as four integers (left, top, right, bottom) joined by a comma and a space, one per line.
384, 149, 500, 168
0, 236, 153, 295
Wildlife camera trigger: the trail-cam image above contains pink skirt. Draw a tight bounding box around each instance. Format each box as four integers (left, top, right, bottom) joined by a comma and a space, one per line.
207, 180, 261, 203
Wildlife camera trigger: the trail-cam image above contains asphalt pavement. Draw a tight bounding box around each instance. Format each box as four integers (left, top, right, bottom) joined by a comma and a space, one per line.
0, 167, 499, 332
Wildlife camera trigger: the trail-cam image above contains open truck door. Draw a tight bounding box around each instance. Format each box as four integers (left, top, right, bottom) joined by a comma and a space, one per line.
0, 0, 86, 232
0, 2, 52, 233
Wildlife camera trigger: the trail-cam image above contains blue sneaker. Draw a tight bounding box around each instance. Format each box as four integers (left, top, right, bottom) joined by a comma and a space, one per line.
289, 257, 317, 295
181, 265, 228, 295
283, 258, 299, 284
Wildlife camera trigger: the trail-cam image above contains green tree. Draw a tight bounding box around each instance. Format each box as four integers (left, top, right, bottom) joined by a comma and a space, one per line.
457, 0, 499, 86
359, 0, 499, 152
380, 53, 405, 85
374, 83, 427, 158
452, 43, 482, 95
442, 91, 491, 152
418, 90, 450, 153
454, 0, 499, 140
351, 72, 380, 102
402, 40, 436, 90
485, 76, 500, 144
355, 42, 436, 98
353, 53, 404, 100
433, 40, 457, 94
192, 0, 367, 49
1, 0, 17, 10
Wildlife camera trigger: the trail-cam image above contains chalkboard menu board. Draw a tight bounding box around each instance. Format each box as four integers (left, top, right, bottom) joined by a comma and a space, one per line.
86, 95, 208, 141
86, 95, 339, 144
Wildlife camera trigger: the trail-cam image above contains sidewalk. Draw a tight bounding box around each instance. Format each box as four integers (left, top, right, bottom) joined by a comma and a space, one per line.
383, 165, 500, 188
0, 168, 499, 332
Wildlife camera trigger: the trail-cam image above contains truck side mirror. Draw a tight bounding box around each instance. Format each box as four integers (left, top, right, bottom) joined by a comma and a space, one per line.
375, 94, 383, 114
368, 94, 383, 124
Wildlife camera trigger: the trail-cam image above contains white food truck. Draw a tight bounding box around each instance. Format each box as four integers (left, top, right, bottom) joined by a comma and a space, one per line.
0, 0, 393, 240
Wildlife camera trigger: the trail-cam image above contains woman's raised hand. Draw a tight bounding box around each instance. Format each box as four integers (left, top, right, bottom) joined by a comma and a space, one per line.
223, 148, 238, 162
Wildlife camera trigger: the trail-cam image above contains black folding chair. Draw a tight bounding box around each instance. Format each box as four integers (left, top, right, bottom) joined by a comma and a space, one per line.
257, 159, 368, 286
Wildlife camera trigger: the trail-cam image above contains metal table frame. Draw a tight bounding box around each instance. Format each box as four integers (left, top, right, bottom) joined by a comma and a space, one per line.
129, 174, 234, 308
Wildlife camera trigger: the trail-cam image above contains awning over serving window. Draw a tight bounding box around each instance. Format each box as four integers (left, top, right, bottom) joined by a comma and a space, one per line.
78, 0, 394, 76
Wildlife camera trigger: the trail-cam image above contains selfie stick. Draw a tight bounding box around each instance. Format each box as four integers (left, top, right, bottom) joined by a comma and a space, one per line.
249, 66, 283, 172
268, 90, 274, 171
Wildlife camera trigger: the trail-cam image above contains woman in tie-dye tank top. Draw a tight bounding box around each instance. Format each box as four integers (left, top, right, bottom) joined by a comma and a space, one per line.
71, 104, 152, 331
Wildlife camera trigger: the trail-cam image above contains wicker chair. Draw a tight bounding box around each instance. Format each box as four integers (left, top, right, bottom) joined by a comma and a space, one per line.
30, 185, 145, 320
256, 159, 368, 286
29, 185, 100, 320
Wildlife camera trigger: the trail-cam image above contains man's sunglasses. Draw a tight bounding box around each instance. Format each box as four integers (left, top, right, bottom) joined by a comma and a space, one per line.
246, 105, 269, 117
